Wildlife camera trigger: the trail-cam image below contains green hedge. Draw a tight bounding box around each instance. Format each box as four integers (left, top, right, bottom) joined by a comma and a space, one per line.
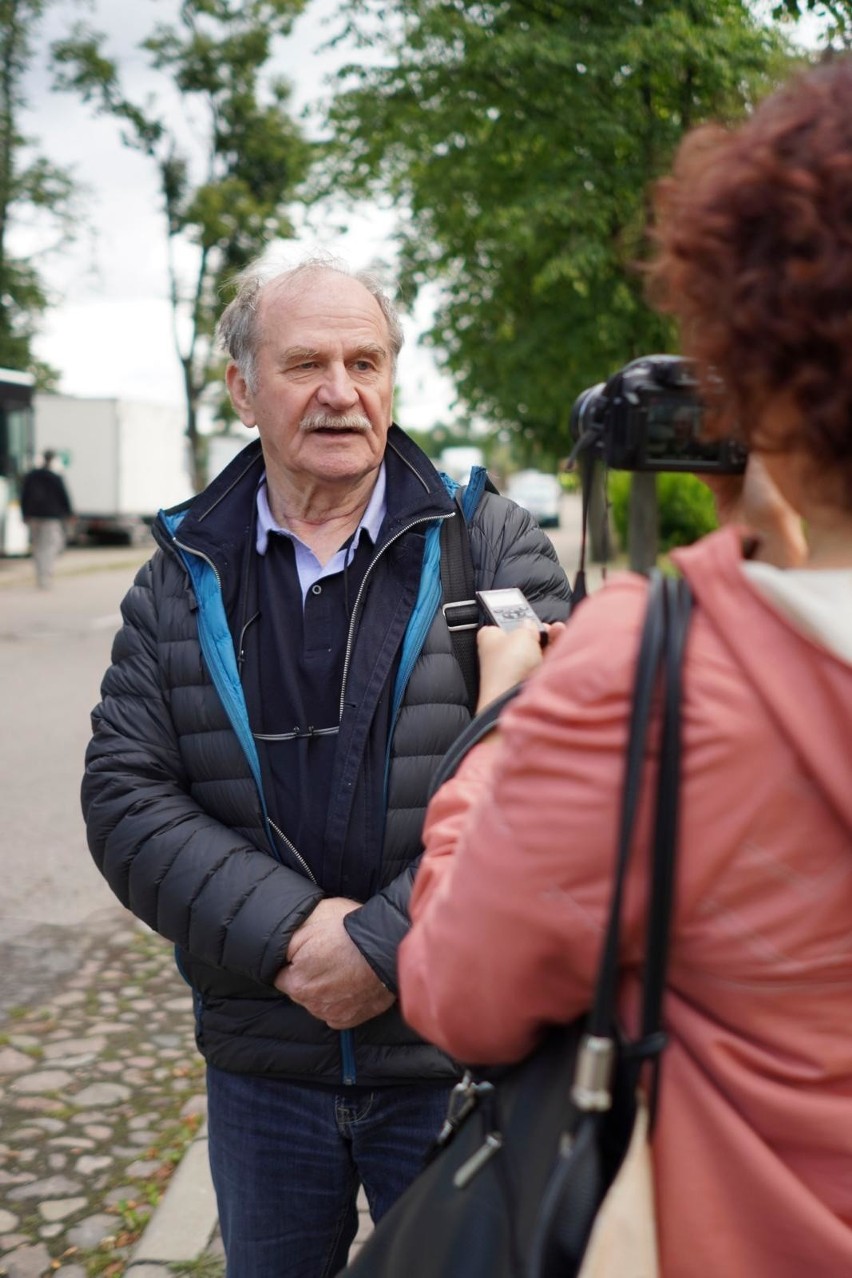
608, 471, 718, 555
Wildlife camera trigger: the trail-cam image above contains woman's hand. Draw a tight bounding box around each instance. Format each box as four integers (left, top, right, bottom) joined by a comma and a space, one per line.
702, 454, 807, 567
475, 621, 566, 713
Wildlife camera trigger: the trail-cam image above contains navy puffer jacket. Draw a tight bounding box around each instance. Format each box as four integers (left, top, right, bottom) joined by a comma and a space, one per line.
82, 427, 572, 1084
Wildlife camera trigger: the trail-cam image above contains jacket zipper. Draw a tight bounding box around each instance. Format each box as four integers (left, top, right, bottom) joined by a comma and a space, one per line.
173, 536, 222, 589
172, 535, 295, 867
335, 511, 452, 1088
258, 516, 448, 879
338, 512, 452, 718
268, 819, 317, 884
236, 613, 258, 676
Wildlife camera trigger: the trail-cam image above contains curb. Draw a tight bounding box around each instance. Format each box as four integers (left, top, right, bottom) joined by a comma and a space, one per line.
127, 1123, 219, 1274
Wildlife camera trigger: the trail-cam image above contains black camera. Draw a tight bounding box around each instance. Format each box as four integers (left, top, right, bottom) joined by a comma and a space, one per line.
569, 354, 747, 474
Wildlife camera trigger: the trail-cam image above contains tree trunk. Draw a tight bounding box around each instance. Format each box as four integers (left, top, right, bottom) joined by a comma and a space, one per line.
628, 472, 658, 573
181, 357, 204, 492
0, 0, 22, 331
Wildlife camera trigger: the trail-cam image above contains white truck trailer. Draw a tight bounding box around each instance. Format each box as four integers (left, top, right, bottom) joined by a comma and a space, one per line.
33, 393, 194, 544
206, 428, 255, 479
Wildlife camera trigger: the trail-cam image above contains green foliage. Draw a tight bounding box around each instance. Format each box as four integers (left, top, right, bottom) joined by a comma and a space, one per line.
52, 0, 313, 487
657, 472, 719, 550
319, 0, 794, 455
0, 0, 78, 379
608, 470, 718, 555
772, 0, 852, 44
170, 1256, 225, 1277
113, 1196, 153, 1233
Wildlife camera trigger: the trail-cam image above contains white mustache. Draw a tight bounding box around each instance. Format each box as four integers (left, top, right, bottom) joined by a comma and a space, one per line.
300, 412, 372, 434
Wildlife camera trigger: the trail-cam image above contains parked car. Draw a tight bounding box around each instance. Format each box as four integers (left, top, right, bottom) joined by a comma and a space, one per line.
505, 469, 562, 528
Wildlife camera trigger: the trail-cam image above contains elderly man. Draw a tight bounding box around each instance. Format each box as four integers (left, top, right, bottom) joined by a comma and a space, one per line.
82, 257, 572, 1277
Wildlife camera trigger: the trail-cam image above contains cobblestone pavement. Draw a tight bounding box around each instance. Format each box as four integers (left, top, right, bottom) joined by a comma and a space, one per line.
0, 909, 377, 1278
0, 916, 216, 1278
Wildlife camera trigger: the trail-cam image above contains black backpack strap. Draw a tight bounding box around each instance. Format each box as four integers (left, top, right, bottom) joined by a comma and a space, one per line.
440, 490, 480, 710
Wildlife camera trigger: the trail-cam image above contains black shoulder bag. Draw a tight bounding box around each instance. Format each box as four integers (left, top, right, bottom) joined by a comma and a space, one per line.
342, 572, 692, 1278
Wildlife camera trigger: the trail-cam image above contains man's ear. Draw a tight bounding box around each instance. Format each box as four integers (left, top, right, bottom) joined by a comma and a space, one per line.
226, 362, 257, 428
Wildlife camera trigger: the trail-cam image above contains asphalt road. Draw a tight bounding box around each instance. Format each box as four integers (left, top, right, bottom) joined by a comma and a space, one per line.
0, 542, 154, 1017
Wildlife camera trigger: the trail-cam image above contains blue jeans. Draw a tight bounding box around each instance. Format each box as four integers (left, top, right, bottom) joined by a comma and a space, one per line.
206, 1065, 452, 1278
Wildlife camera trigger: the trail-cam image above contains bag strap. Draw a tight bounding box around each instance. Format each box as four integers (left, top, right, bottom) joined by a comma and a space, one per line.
641, 577, 691, 1037
439, 491, 481, 709
428, 683, 522, 802
571, 571, 692, 1118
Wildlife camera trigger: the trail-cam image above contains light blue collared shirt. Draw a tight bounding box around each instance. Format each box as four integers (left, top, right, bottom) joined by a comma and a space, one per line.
255, 464, 387, 604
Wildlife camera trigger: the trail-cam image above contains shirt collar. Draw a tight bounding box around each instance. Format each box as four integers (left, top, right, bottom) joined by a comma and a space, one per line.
255, 462, 387, 557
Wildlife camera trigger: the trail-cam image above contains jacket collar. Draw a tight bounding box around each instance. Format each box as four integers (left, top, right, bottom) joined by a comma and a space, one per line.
156, 425, 455, 571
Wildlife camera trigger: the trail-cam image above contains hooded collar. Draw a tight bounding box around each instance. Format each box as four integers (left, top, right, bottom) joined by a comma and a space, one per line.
672, 526, 852, 837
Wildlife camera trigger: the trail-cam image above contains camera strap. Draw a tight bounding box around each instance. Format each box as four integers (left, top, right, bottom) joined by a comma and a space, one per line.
571, 457, 595, 605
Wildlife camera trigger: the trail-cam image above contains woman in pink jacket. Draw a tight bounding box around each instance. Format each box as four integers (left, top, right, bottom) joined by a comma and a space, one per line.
398, 56, 852, 1277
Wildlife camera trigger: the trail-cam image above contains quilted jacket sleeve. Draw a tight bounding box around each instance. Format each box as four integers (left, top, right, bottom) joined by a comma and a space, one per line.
82, 551, 324, 988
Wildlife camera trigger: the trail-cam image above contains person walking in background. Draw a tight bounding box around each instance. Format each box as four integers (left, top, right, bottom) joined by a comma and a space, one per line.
20, 448, 73, 588
399, 55, 852, 1277
81, 256, 572, 1278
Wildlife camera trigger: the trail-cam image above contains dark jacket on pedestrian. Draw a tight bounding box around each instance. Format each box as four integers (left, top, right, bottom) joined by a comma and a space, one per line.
20, 465, 72, 519
81, 427, 572, 1086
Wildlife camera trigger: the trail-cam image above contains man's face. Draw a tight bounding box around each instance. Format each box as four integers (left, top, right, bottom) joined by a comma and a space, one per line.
226, 270, 395, 494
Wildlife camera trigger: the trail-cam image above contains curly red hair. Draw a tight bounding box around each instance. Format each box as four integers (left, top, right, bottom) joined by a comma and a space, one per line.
648, 55, 852, 495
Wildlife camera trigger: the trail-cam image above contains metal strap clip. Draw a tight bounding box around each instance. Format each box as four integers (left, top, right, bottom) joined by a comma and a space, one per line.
442, 598, 480, 632
570, 1033, 615, 1112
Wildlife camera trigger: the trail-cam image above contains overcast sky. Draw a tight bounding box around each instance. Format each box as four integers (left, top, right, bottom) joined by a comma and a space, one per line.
20, 0, 457, 432
20, 1, 822, 432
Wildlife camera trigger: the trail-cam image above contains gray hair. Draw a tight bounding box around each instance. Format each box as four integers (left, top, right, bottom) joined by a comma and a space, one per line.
216, 253, 405, 392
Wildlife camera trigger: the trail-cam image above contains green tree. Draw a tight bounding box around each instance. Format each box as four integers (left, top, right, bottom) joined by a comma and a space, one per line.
53, 0, 313, 488
0, 0, 78, 382
321, 1, 792, 461
320, 0, 794, 567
